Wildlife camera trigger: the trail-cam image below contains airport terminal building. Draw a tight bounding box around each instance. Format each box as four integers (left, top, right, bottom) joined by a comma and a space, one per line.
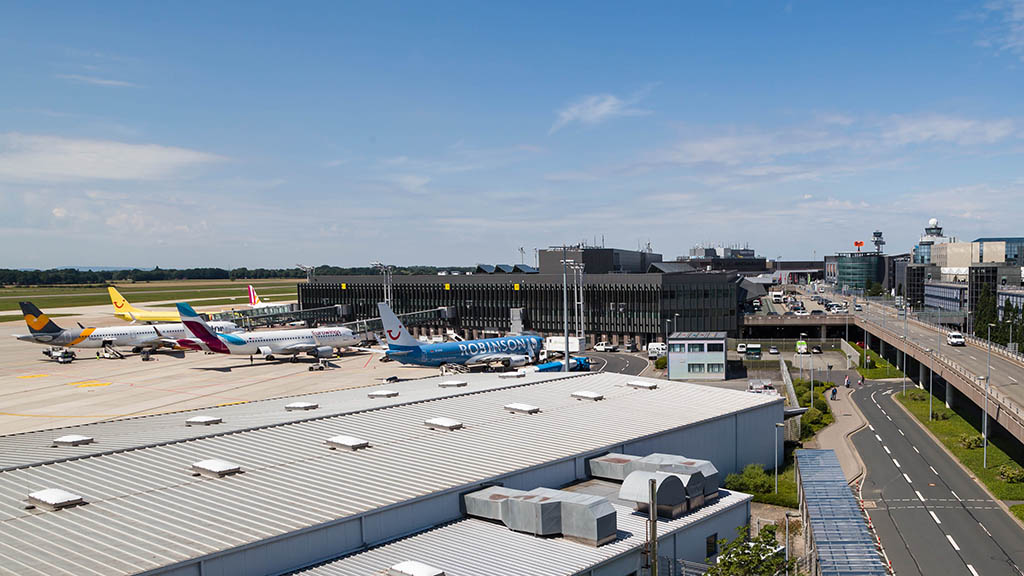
300, 248, 741, 345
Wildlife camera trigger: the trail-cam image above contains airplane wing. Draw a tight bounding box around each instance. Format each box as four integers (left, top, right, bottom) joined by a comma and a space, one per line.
281, 343, 319, 353
350, 346, 412, 356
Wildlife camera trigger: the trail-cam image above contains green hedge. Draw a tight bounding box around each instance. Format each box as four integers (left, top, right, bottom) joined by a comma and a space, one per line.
848, 341, 905, 380
792, 377, 835, 440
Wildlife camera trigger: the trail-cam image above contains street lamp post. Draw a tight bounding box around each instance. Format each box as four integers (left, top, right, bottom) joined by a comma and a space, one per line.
561, 246, 569, 373
902, 305, 908, 398
827, 364, 832, 392
927, 347, 933, 421
985, 323, 994, 467
775, 422, 785, 494
673, 312, 679, 333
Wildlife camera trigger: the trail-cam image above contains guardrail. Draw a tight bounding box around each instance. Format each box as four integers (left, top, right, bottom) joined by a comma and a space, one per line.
779, 356, 801, 442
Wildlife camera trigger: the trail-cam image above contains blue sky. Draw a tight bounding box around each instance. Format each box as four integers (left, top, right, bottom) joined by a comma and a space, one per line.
1, 1, 1023, 269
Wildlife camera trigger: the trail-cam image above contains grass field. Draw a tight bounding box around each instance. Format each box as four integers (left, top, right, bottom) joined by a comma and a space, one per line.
152, 292, 297, 308
849, 341, 905, 380
897, 388, 1024, 500
0, 281, 299, 312
0, 313, 74, 324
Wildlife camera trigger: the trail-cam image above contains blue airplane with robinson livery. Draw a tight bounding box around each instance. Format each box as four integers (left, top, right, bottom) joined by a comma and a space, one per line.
377, 301, 544, 368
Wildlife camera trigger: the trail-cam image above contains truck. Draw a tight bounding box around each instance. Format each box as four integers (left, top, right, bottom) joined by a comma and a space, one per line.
647, 342, 667, 359
770, 290, 784, 304
544, 336, 585, 354
796, 340, 809, 355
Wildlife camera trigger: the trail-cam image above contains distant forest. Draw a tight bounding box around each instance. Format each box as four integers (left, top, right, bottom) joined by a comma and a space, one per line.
0, 266, 476, 286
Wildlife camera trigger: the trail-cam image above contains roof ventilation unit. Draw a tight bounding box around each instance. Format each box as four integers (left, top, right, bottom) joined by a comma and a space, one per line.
325, 435, 370, 451
190, 459, 242, 478
590, 452, 721, 499
504, 403, 540, 415
438, 380, 467, 388
424, 417, 463, 431
285, 401, 319, 411
27, 488, 84, 511
185, 415, 222, 426
368, 390, 399, 399
619, 470, 705, 518
464, 486, 617, 547
499, 371, 526, 379
387, 561, 446, 576
51, 434, 94, 447
588, 453, 641, 481
571, 390, 604, 401
627, 380, 658, 390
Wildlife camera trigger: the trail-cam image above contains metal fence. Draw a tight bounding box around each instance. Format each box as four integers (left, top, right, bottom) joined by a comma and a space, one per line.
655, 556, 712, 576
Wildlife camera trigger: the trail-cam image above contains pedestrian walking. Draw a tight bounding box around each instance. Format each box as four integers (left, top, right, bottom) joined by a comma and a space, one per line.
844, 375, 850, 388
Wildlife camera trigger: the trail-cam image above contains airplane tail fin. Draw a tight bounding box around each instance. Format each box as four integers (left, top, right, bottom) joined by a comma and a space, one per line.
19, 302, 62, 334
377, 302, 421, 348
248, 285, 261, 306
108, 286, 137, 314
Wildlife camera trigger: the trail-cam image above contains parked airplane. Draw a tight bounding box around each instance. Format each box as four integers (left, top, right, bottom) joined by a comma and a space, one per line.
14, 302, 238, 353
176, 302, 358, 361
248, 285, 277, 309
108, 287, 182, 323
377, 302, 543, 367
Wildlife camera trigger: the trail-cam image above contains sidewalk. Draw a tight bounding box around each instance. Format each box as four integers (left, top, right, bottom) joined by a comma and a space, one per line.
805, 369, 869, 484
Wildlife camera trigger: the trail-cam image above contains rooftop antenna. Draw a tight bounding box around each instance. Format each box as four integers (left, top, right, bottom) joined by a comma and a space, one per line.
518, 247, 525, 265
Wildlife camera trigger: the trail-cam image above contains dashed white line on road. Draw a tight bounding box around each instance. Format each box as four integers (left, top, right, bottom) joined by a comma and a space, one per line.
979, 522, 992, 537
887, 415, 893, 421
876, 434, 882, 442
904, 473, 913, 483
968, 564, 979, 576
916, 490, 926, 502
947, 534, 960, 551
913, 446, 920, 454
884, 446, 891, 454
930, 466, 939, 475
1011, 377, 1019, 384
969, 355, 978, 361
868, 425, 875, 431
899, 429, 905, 436
930, 511, 941, 524
893, 459, 901, 468
951, 491, 961, 501
881, 409, 887, 415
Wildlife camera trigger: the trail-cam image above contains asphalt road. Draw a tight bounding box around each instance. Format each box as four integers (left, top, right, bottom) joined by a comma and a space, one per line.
851, 379, 1024, 576
586, 351, 648, 376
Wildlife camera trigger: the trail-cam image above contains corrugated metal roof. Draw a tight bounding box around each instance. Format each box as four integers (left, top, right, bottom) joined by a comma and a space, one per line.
290, 495, 751, 576
668, 332, 727, 340
0, 374, 778, 576
0, 371, 571, 471
796, 449, 888, 576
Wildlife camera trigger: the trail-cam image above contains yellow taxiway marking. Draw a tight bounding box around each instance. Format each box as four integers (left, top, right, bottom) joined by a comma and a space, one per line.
17, 374, 50, 379
215, 401, 246, 407
67, 380, 112, 388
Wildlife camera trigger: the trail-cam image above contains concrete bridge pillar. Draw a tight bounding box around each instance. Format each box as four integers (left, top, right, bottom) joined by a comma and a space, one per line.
919, 361, 927, 390
945, 380, 955, 409
879, 339, 886, 358
820, 325, 827, 342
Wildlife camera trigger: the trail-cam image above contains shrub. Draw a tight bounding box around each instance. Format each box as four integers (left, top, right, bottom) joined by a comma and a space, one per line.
999, 464, 1024, 483
813, 397, 829, 414
958, 433, 984, 449
907, 389, 927, 402
724, 464, 773, 494
932, 408, 952, 421
654, 356, 667, 370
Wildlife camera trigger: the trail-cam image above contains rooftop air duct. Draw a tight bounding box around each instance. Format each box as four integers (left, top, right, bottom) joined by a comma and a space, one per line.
619, 470, 706, 518
589, 452, 720, 497
464, 486, 617, 547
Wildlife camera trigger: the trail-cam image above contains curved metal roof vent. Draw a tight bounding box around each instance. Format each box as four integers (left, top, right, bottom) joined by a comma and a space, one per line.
424, 417, 463, 431
572, 390, 604, 401
387, 561, 445, 576
285, 401, 319, 411
504, 403, 540, 415
627, 380, 658, 390
438, 380, 467, 388
185, 416, 222, 426
499, 371, 526, 379
326, 435, 370, 451
27, 488, 84, 511
190, 459, 242, 478
52, 434, 94, 447
368, 390, 399, 399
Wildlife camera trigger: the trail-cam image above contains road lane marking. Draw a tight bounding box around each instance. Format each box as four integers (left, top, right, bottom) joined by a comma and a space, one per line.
930, 511, 941, 524
979, 522, 992, 537
887, 415, 892, 421
968, 565, 979, 576
951, 491, 961, 501
17, 374, 49, 379
913, 446, 920, 453
876, 434, 882, 442
868, 424, 875, 431
884, 446, 891, 454
893, 458, 901, 468
881, 409, 887, 415
916, 490, 926, 501
904, 473, 913, 483
899, 429, 905, 436
947, 534, 960, 551
969, 355, 978, 361
930, 466, 938, 475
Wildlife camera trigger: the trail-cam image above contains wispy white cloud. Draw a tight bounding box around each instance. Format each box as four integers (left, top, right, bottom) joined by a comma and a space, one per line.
971, 0, 1024, 61
549, 87, 654, 134
54, 74, 139, 88
882, 114, 1015, 146
0, 133, 225, 182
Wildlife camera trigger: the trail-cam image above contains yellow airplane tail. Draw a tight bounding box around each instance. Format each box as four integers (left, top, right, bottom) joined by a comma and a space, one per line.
108, 286, 140, 316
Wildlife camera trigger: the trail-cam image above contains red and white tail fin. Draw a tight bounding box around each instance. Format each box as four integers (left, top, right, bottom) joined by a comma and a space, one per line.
377, 302, 421, 349
248, 285, 261, 306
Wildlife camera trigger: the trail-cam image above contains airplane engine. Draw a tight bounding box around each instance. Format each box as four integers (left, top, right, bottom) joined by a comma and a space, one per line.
309, 346, 335, 359
503, 355, 530, 368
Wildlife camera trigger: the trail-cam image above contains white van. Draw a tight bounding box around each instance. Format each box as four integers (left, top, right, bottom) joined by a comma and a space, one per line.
648, 342, 667, 359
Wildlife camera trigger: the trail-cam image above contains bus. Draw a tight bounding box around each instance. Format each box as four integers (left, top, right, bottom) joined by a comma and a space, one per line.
745, 343, 762, 360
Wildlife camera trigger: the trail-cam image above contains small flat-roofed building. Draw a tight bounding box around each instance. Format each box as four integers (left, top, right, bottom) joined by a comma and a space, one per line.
667, 331, 727, 380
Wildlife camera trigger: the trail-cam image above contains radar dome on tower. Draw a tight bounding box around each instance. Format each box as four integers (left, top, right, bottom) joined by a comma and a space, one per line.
928, 217, 939, 228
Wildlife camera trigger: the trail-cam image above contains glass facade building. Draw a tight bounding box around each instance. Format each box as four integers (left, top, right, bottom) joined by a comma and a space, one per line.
836, 253, 886, 292
975, 237, 1024, 266
299, 270, 740, 344
924, 282, 968, 312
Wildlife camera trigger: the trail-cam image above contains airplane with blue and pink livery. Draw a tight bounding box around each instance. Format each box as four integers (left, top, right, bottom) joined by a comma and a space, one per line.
176, 302, 359, 362
377, 302, 544, 368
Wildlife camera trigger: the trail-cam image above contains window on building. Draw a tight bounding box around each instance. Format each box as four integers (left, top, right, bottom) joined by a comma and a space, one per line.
687, 343, 704, 353
688, 363, 705, 373
706, 533, 718, 558
670, 344, 684, 353
707, 342, 724, 352
707, 363, 724, 373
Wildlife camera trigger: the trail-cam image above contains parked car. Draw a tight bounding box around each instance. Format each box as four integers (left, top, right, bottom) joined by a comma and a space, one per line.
947, 332, 966, 347
810, 309, 825, 316
737, 343, 748, 353
811, 345, 823, 354
768, 346, 779, 355
594, 341, 618, 352
621, 341, 639, 353
854, 304, 863, 311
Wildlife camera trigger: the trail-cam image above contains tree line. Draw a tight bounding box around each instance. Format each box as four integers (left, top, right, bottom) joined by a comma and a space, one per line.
0, 265, 475, 286
974, 284, 1024, 347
